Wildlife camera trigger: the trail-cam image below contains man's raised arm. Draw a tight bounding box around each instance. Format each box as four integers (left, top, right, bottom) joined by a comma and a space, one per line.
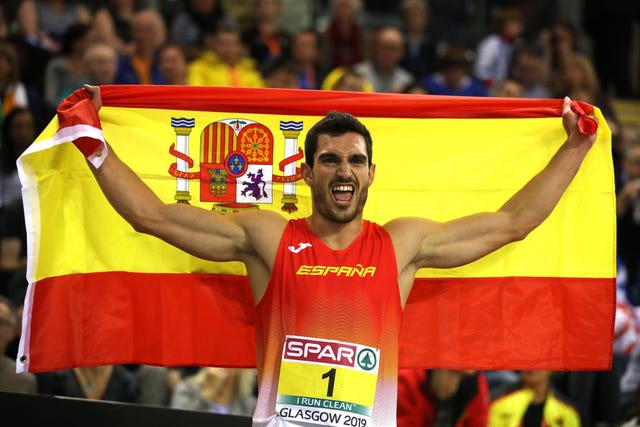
389, 97, 597, 288
76, 85, 285, 264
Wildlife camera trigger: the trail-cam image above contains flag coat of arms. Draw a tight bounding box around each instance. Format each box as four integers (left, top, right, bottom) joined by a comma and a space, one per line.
16, 85, 615, 373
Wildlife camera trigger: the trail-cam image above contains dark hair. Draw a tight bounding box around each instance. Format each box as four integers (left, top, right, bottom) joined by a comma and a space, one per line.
0, 40, 19, 83
304, 111, 373, 167
158, 41, 187, 59
61, 23, 91, 56
262, 56, 297, 79
0, 107, 32, 173
436, 43, 473, 71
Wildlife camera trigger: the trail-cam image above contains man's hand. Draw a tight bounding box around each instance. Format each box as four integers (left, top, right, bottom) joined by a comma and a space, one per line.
561, 96, 597, 147
83, 84, 102, 112
56, 84, 107, 167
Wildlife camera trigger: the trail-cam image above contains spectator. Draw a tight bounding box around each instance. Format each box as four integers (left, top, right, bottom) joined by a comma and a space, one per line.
473, 7, 524, 94
290, 29, 326, 90
169, 0, 229, 61
398, 0, 439, 81
402, 82, 428, 94
91, 0, 142, 56
0, 39, 44, 127
83, 42, 119, 86
493, 78, 524, 98
0, 202, 26, 297
0, 296, 37, 394
551, 53, 618, 126
561, 363, 624, 427
0, 108, 35, 286
0, 19, 42, 127
421, 43, 488, 97
509, 43, 552, 99
187, 21, 264, 88
583, 1, 637, 98
0, 107, 35, 210
321, 67, 372, 92
397, 369, 489, 427
538, 19, 590, 89
126, 364, 176, 407
263, 58, 300, 89
489, 370, 580, 427
242, 0, 291, 74
35, 0, 90, 45
427, 0, 473, 47
322, 0, 366, 69
0, 5, 7, 39
6, 0, 55, 94
43, 23, 92, 114
170, 367, 257, 416
353, 27, 414, 93
614, 126, 640, 192
157, 42, 189, 86
114, 8, 167, 85
621, 327, 640, 417
37, 365, 141, 402
617, 143, 640, 306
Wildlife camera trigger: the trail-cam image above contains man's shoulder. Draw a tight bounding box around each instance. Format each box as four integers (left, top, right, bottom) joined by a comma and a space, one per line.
236, 209, 289, 245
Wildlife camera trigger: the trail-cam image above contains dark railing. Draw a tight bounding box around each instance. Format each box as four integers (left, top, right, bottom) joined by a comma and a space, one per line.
0, 391, 252, 427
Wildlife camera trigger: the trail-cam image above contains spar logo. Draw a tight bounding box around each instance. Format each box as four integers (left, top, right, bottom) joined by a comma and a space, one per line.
283, 337, 378, 371
357, 348, 377, 371
167, 118, 304, 214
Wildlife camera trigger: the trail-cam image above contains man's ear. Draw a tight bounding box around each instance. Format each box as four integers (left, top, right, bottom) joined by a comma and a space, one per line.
368, 163, 376, 186
301, 162, 313, 185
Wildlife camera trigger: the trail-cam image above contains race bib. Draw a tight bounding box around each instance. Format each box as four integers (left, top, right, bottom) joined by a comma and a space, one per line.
276, 335, 380, 427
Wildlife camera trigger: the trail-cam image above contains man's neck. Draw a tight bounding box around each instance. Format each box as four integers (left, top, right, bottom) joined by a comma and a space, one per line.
305, 215, 364, 250
529, 382, 550, 404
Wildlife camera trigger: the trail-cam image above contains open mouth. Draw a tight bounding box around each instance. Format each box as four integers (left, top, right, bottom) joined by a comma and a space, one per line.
332, 183, 355, 204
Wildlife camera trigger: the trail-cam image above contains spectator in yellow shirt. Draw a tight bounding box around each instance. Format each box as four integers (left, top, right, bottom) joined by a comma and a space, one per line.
188, 20, 264, 88
489, 370, 580, 427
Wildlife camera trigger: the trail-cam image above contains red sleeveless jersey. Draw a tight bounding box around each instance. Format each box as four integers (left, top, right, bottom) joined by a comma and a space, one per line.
253, 219, 402, 426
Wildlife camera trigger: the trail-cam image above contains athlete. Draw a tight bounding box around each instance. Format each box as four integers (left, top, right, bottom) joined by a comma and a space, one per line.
75, 85, 595, 426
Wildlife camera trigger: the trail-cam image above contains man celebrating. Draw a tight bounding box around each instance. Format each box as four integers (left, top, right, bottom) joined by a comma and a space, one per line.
74, 85, 594, 426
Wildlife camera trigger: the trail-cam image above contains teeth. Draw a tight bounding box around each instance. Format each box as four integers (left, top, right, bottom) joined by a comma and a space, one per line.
333, 184, 353, 192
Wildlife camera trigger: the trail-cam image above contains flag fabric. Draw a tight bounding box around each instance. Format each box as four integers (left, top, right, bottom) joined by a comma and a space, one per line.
16, 85, 615, 373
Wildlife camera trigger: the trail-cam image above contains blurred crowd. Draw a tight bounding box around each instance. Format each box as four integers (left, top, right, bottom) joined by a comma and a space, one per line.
0, 0, 640, 426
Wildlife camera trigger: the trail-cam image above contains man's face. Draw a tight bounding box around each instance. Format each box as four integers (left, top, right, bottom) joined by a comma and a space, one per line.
303, 132, 375, 223
373, 30, 404, 71
86, 47, 118, 86
292, 32, 318, 64
9, 110, 35, 155
159, 46, 187, 84
520, 370, 551, 388
215, 31, 242, 65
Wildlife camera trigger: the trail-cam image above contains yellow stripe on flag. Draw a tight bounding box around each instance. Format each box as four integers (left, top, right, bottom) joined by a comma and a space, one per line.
24, 107, 613, 280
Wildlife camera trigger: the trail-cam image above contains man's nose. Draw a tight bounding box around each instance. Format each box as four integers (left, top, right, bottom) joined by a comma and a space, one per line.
336, 160, 351, 177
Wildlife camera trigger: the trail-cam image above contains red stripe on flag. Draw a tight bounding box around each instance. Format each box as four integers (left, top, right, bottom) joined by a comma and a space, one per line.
401, 276, 615, 370
25, 272, 256, 372
22, 273, 614, 372
98, 85, 585, 120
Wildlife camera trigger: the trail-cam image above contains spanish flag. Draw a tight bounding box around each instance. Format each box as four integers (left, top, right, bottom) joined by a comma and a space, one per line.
17, 85, 614, 373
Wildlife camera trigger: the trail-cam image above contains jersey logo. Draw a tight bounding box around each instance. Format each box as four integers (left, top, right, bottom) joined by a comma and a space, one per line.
288, 242, 313, 253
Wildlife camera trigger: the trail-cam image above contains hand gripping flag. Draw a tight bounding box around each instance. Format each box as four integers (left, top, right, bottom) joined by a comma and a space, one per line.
16, 85, 614, 373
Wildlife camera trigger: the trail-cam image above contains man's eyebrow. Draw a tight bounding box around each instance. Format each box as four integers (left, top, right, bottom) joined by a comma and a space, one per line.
318, 152, 339, 160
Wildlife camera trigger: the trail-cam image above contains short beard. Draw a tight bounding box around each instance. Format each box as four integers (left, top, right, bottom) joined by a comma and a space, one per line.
313, 186, 369, 224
